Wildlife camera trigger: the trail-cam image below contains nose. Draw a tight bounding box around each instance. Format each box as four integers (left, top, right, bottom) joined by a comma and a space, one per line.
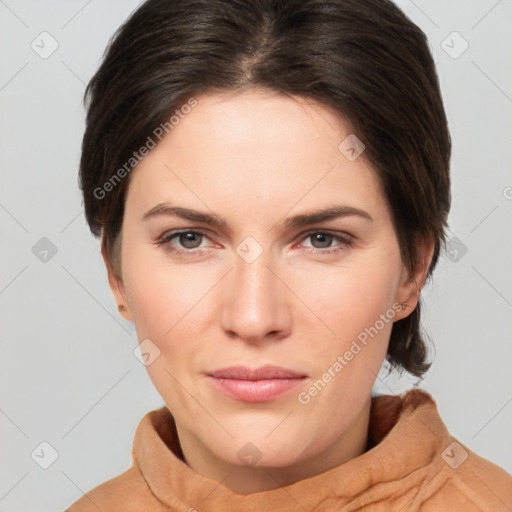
219, 246, 292, 346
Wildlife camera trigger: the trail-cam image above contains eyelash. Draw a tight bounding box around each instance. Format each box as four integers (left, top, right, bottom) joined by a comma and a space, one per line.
154, 230, 353, 257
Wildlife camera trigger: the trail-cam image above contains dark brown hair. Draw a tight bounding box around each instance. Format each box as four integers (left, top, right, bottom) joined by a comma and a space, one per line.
80, 0, 451, 377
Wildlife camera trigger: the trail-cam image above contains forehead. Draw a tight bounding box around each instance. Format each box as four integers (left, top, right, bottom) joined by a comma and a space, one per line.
125, 89, 388, 225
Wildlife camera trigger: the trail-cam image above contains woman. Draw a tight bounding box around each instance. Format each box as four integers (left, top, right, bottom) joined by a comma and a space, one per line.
66, 0, 512, 510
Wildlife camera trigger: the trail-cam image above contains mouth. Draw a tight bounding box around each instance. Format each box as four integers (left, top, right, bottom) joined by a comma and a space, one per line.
206, 364, 308, 402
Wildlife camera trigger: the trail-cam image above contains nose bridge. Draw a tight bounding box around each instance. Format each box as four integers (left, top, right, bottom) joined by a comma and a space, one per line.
236, 250, 274, 310
219, 239, 289, 342
235, 233, 275, 299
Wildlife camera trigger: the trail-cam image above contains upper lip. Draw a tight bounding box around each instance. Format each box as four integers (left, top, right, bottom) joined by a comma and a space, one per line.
207, 364, 307, 380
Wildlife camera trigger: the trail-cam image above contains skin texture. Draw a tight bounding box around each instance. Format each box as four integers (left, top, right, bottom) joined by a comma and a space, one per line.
105, 88, 433, 494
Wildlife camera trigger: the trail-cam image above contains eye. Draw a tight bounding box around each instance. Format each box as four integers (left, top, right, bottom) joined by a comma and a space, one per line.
298, 231, 353, 255
154, 229, 353, 257
154, 230, 210, 255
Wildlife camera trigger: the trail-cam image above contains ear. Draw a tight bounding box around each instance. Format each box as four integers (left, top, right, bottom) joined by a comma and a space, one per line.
101, 241, 133, 321
393, 236, 435, 322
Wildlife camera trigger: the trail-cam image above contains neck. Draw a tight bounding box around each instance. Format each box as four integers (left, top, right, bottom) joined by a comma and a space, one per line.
176, 397, 372, 495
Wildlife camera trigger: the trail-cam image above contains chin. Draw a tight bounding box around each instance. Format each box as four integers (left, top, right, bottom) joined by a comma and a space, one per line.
206, 427, 311, 468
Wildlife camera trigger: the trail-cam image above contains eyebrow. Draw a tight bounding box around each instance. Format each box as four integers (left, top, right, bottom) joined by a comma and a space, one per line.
142, 203, 373, 230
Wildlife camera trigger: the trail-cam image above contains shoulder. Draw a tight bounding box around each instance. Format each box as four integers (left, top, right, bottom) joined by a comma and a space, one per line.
386, 389, 512, 510
422, 441, 512, 511
64, 465, 161, 512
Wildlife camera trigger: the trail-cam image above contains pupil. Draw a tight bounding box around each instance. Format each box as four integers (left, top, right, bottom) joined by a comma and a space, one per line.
313, 233, 331, 248
182, 232, 200, 248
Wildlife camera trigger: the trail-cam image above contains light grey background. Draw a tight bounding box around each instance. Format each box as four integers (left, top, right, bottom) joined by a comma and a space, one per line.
0, 1, 511, 511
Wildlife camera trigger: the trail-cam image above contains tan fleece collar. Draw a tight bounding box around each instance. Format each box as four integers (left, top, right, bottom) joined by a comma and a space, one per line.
133, 389, 450, 511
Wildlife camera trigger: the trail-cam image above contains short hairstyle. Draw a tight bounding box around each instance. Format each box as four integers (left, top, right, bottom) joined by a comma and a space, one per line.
79, 0, 451, 377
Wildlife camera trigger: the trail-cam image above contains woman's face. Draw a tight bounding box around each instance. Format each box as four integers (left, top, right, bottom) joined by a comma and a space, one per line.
108, 89, 426, 484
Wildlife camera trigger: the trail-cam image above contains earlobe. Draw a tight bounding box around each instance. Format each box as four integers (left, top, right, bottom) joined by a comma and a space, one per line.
394, 236, 435, 321
101, 242, 133, 321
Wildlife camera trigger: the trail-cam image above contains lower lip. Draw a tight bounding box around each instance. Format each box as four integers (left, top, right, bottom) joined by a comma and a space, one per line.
207, 376, 306, 402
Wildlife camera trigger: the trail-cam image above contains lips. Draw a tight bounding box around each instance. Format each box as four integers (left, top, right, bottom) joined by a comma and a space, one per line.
206, 364, 308, 402
208, 364, 306, 380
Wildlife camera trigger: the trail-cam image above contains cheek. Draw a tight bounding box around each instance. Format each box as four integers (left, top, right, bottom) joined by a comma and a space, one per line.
295, 269, 396, 424
121, 249, 210, 411
122, 242, 208, 339
296, 258, 400, 338
289, 243, 402, 391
